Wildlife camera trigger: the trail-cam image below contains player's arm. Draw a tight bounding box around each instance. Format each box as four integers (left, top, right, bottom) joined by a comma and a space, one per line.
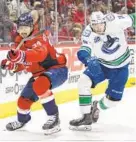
114, 13, 136, 29
0, 59, 25, 72
1, 36, 25, 72
129, 13, 136, 28
77, 28, 92, 66
13, 64, 25, 73
77, 27, 101, 76
7, 39, 48, 64
105, 13, 136, 30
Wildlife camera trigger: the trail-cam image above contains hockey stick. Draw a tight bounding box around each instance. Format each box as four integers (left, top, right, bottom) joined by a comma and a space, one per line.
1, 29, 45, 69
13, 28, 45, 50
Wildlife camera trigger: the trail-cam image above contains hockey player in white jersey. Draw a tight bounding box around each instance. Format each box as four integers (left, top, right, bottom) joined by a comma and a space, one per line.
69, 11, 136, 131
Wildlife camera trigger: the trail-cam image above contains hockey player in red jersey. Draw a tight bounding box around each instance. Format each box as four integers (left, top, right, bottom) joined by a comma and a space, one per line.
1, 12, 68, 135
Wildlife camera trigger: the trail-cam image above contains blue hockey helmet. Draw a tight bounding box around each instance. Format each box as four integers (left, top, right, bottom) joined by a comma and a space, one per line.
17, 12, 33, 27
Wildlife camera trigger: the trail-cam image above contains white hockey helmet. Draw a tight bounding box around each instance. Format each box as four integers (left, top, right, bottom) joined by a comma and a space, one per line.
90, 11, 106, 25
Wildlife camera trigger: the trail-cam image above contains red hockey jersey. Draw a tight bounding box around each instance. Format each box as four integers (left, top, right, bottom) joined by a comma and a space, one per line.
14, 30, 66, 76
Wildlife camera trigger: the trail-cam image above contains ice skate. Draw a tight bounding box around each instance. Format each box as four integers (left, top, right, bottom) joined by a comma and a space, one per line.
91, 101, 100, 123
42, 113, 61, 135
69, 113, 92, 131
6, 121, 26, 131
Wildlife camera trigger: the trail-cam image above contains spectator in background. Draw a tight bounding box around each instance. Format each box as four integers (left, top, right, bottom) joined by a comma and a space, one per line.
26, 0, 46, 30
120, 6, 128, 14
7, 0, 30, 22
45, 0, 55, 14
0, 0, 13, 42
86, 0, 92, 5
7, 0, 18, 22
127, 0, 135, 13
58, 20, 73, 41
59, 0, 75, 17
111, 0, 123, 13
20, 0, 30, 15
45, 13, 53, 29
33, 0, 45, 29
72, 3, 85, 25
95, 0, 109, 14
72, 22, 82, 43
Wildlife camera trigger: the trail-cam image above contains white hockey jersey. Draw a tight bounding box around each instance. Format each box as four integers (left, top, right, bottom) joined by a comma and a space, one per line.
81, 13, 133, 68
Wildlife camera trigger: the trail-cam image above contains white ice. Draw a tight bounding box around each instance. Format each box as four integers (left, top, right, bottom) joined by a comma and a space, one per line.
0, 87, 136, 142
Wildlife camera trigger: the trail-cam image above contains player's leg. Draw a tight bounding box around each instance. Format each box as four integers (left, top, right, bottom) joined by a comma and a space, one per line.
33, 67, 68, 134
69, 59, 105, 131
97, 65, 129, 111
69, 74, 93, 131
6, 77, 39, 131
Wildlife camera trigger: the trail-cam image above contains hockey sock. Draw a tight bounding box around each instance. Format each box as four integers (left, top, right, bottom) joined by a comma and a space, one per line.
17, 111, 31, 123
40, 90, 58, 115
98, 97, 109, 110
98, 96, 120, 110
17, 96, 33, 123
79, 95, 92, 114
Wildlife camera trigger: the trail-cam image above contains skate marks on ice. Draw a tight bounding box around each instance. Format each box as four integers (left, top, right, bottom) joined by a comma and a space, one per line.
0, 88, 136, 142
0, 121, 136, 142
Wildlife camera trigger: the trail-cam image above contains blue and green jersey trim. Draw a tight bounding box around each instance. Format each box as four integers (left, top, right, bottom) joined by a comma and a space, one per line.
98, 48, 130, 66
129, 13, 136, 28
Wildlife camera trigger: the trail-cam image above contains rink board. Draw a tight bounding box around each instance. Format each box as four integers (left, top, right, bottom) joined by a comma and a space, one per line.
0, 44, 136, 118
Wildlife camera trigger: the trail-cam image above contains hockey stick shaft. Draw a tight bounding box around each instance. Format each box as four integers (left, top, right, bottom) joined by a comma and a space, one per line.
5, 29, 45, 66
15, 29, 45, 50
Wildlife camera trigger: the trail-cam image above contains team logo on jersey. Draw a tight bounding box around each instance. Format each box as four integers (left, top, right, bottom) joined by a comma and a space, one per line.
101, 35, 120, 54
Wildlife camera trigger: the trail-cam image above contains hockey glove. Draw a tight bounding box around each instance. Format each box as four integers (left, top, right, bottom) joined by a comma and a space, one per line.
7, 49, 25, 64
1, 59, 17, 71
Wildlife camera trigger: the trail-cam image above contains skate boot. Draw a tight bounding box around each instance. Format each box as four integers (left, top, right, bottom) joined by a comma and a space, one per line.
91, 101, 100, 123
42, 113, 61, 135
6, 121, 25, 131
69, 113, 92, 131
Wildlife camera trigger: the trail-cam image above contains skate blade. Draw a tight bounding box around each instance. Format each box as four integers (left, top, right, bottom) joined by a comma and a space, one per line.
3, 127, 26, 132
44, 125, 61, 135
69, 125, 92, 131
3, 125, 26, 132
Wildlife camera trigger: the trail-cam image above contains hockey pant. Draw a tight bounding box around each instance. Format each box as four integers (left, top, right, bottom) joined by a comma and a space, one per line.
79, 60, 129, 113
17, 67, 68, 123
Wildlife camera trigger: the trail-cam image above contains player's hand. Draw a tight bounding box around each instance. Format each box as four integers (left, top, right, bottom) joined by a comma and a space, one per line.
1, 59, 16, 70
7, 49, 25, 63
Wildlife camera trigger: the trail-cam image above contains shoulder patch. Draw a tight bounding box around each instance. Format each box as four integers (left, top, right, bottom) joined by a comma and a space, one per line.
105, 13, 115, 22
82, 29, 91, 37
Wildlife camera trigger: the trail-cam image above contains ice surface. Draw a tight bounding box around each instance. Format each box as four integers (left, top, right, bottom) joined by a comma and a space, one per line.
0, 87, 136, 142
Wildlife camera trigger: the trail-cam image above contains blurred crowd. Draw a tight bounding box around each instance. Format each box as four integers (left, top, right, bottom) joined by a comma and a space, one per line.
0, 0, 135, 44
